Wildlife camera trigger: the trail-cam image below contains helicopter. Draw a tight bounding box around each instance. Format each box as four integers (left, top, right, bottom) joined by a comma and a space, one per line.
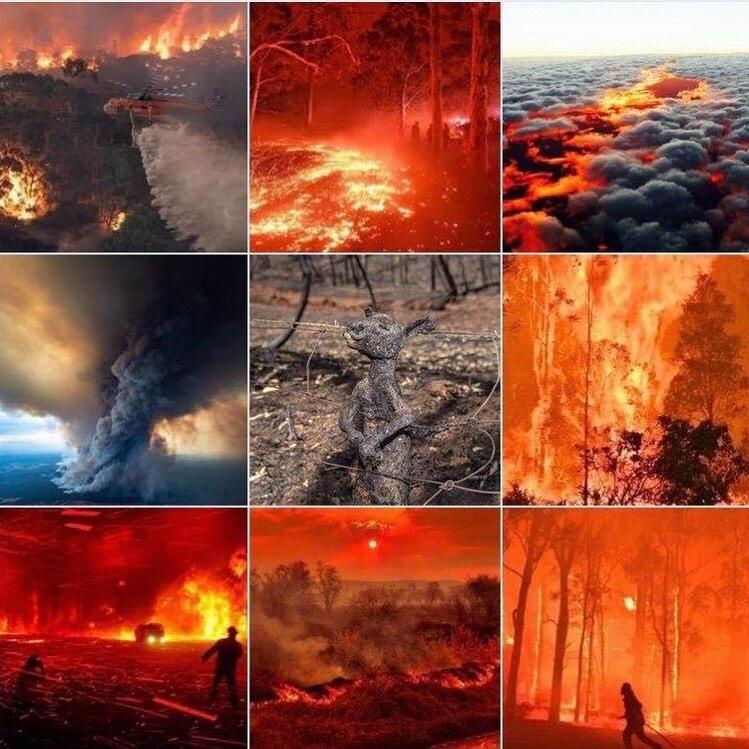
103, 84, 223, 120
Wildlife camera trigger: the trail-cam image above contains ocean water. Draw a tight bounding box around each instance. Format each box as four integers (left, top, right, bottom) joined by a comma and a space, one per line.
0, 454, 246, 505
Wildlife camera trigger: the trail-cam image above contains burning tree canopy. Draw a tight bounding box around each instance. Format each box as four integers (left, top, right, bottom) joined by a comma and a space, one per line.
503, 255, 749, 505
0, 2, 245, 69
504, 508, 749, 743
250, 2, 500, 252
0, 509, 247, 639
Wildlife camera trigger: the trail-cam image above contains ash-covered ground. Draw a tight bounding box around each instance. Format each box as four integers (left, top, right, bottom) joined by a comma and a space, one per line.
505, 718, 749, 749
249, 259, 500, 505
0, 636, 246, 748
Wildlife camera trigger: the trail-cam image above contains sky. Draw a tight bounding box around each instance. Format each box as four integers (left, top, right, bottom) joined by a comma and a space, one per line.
0, 407, 69, 454
251, 508, 500, 582
504, 2, 749, 59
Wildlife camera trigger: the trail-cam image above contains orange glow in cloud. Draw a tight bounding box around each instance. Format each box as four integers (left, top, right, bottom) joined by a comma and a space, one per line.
503, 65, 711, 252
250, 509, 499, 581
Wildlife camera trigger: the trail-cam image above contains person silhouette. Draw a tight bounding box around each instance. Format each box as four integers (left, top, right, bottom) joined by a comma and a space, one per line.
201, 626, 243, 709
620, 683, 661, 748
13, 654, 45, 707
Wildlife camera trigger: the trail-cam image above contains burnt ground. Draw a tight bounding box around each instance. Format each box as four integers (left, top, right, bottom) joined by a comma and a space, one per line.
250, 674, 499, 749
249, 284, 500, 505
505, 718, 749, 749
0, 636, 246, 748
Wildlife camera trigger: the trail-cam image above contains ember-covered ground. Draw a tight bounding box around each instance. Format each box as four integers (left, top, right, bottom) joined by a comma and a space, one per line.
250, 264, 500, 505
505, 718, 749, 749
250, 668, 499, 748
0, 636, 247, 749
250, 126, 499, 252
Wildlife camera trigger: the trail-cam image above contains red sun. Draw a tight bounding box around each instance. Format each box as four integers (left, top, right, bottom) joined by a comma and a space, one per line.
367, 539, 378, 550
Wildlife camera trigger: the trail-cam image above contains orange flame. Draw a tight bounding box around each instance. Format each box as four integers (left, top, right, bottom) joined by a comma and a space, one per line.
148, 548, 247, 641
503, 255, 714, 499
0, 148, 50, 221
137, 5, 243, 60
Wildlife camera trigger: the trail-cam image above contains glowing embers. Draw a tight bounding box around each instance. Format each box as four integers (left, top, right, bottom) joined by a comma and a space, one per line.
0, 148, 50, 221
250, 141, 414, 251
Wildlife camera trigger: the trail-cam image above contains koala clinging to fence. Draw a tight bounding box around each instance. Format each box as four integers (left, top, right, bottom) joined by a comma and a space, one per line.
339, 306, 435, 505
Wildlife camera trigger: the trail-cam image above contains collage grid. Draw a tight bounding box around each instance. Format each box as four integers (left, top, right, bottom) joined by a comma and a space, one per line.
1, 1, 749, 748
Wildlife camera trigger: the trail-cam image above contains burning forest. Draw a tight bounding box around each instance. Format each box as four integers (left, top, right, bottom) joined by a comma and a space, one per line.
0, 2, 247, 252
504, 19, 749, 252
503, 255, 749, 505
250, 507, 500, 748
0, 508, 247, 748
504, 508, 749, 749
0, 255, 247, 505
250, 255, 500, 505
250, 2, 500, 252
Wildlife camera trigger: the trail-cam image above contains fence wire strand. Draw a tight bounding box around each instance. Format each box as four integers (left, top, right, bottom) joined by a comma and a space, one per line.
251, 317, 501, 504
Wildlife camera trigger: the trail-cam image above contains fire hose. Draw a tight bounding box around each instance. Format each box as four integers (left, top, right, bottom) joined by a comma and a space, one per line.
644, 722, 677, 748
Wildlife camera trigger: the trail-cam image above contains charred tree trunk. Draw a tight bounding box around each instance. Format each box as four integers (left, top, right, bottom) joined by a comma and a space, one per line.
354, 256, 378, 309
269, 259, 313, 350
251, 61, 263, 126
437, 256, 458, 300
505, 516, 549, 715
549, 565, 571, 722
305, 68, 316, 128
468, 2, 489, 172
549, 524, 578, 723
582, 266, 593, 505
529, 584, 544, 705
429, 3, 443, 157
574, 557, 592, 722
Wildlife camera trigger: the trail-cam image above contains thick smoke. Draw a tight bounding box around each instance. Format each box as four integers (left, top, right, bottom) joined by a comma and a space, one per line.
136, 124, 247, 252
0, 255, 246, 500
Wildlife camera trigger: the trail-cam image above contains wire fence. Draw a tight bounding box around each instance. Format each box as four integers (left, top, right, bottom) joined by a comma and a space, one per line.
251, 317, 501, 504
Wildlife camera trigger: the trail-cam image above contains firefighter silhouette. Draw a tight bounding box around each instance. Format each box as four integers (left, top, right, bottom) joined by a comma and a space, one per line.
13, 654, 45, 707
201, 626, 243, 708
620, 683, 661, 748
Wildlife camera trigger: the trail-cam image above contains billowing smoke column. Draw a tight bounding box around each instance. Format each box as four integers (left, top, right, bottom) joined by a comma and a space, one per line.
0, 255, 246, 500
136, 124, 248, 252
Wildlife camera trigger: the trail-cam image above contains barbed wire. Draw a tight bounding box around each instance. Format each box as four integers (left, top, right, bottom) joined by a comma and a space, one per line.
252, 318, 500, 342
251, 317, 501, 504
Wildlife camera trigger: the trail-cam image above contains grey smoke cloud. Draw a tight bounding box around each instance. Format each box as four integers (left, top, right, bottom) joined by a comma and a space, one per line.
0, 255, 246, 500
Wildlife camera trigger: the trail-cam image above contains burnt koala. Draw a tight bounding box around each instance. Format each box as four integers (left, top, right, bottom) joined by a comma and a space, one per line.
339, 307, 435, 504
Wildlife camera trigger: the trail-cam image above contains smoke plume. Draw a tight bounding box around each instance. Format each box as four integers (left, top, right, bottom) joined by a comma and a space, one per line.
0, 255, 246, 500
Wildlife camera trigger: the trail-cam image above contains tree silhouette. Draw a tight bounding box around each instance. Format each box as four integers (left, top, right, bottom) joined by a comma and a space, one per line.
316, 561, 343, 614
665, 273, 749, 424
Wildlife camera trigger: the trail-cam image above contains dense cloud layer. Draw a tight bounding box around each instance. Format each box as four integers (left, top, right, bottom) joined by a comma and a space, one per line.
0, 256, 246, 500
504, 55, 749, 251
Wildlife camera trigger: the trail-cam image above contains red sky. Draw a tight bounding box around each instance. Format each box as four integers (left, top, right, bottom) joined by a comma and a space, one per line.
251, 508, 499, 581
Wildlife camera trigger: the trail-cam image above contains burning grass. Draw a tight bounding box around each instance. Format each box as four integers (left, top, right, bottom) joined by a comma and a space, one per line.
251, 667, 499, 749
